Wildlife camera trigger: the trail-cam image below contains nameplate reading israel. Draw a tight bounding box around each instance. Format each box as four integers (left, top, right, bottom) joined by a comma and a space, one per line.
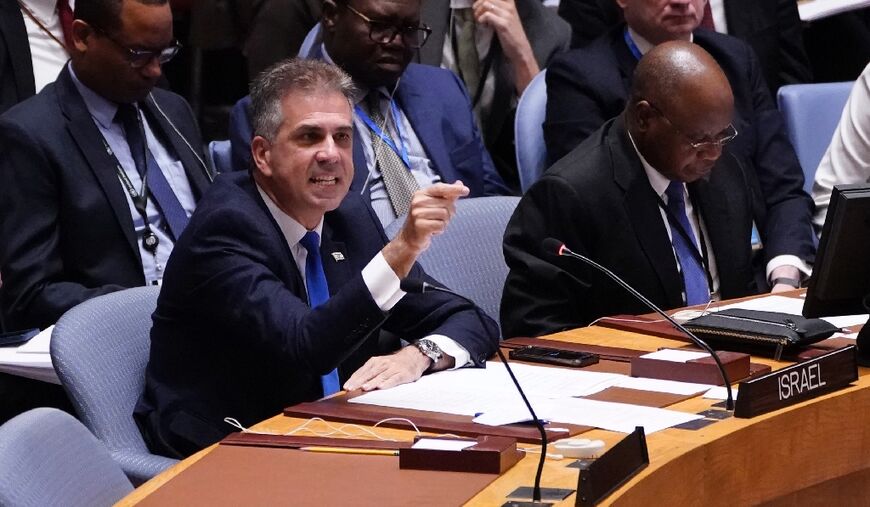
734, 346, 857, 418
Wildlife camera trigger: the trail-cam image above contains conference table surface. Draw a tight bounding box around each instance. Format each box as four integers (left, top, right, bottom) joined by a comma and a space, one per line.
118, 305, 870, 506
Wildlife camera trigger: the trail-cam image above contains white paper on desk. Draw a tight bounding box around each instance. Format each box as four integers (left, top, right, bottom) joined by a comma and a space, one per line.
640, 349, 710, 363
412, 438, 477, 451
713, 295, 869, 329
703, 386, 738, 401
612, 377, 714, 396
546, 397, 702, 435
16, 325, 53, 354
0, 346, 59, 384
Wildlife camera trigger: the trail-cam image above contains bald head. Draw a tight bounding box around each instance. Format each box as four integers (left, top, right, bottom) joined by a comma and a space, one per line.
627, 41, 736, 183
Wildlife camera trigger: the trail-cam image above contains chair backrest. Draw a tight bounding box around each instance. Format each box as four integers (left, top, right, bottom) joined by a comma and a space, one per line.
0, 408, 133, 507
777, 81, 854, 193
50, 286, 176, 482
384, 196, 520, 332
515, 70, 548, 193
208, 139, 233, 174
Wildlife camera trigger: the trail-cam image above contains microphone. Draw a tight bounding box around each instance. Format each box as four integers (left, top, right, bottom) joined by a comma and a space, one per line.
542, 238, 735, 411
400, 278, 549, 503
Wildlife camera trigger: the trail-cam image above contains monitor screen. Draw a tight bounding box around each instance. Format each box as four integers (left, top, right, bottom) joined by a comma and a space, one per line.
803, 183, 870, 318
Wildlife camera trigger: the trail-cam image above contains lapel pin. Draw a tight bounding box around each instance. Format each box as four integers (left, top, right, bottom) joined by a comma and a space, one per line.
331, 252, 345, 262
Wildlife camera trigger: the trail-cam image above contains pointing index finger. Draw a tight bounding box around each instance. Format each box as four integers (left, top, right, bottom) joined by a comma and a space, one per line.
423, 181, 470, 200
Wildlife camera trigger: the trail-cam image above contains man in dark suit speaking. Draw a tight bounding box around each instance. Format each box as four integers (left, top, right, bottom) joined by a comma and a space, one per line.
136, 58, 499, 458
501, 41, 758, 338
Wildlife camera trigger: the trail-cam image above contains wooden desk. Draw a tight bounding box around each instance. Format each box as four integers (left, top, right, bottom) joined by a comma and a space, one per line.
118, 325, 870, 506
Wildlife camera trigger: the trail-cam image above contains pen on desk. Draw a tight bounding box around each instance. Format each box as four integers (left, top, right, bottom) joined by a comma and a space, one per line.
299, 446, 400, 456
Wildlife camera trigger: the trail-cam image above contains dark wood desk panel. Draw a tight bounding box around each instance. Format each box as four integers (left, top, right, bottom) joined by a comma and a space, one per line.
118, 320, 870, 506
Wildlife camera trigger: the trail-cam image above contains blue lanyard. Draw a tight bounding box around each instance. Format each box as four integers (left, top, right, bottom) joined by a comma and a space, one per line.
623, 27, 643, 61
354, 98, 411, 169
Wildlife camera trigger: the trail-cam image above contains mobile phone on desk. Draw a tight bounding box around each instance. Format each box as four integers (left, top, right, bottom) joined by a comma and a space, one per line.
0, 328, 39, 347
508, 346, 599, 368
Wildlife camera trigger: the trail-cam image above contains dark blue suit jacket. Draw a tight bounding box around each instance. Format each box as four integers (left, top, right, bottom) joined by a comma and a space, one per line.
544, 26, 815, 268
0, 66, 211, 331
135, 171, 499, 457
229, 62, 511, 197
0, 0, 35, 116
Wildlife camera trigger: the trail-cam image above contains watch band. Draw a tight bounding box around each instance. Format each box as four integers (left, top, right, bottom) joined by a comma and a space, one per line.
771, 277, 801, 288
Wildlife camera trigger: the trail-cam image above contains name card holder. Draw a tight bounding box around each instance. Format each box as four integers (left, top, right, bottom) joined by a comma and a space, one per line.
576, 427, 649, 506
630, 350, 750, 385
399, 436, 524, 474
734, 345, 858, 418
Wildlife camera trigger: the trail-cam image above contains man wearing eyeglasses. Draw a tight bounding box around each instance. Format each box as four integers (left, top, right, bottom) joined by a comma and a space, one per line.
229, 0, 512, 227
544, 0, 815, 297
501, 41, 758, 338
0, 0, 211, 334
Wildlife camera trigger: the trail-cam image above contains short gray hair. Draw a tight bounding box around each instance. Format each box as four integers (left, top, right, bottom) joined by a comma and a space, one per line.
250, 58, 357, 141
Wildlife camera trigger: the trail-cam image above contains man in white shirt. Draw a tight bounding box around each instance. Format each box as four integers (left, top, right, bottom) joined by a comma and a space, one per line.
0, 0, 72, 114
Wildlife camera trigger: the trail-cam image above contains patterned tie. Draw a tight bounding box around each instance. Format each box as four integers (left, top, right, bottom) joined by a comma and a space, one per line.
56, 0, 74, 50
366, 92, 419, 217
665, 182, 710, 306
454, 8, 481, 98
700, 1, 716, 31
115, 103, 189, 240
299, 231, 341, 397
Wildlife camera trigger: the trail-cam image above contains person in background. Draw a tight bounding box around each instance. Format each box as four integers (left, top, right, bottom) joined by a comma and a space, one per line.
812, 62, 870, 233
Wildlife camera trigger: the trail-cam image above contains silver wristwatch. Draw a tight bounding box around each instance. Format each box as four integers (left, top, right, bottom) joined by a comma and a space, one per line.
415, 339, 443, 367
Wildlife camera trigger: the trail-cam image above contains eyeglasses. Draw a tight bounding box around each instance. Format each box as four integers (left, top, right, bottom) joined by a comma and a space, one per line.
646, 101, 738, 151
343, 3, 432, 49
94, 27, 181, 68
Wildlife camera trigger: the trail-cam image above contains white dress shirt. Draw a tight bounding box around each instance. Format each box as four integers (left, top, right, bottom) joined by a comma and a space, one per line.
19, 0, 71, 92
812, 63, 870, 233
256, 185, 471, 368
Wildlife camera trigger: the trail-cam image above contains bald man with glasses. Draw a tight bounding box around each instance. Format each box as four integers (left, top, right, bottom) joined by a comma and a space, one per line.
501, 42, 759, 338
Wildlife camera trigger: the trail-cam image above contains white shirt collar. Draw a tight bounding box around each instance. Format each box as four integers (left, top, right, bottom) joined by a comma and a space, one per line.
256, 183, 324, 248
627, 27, 694, 56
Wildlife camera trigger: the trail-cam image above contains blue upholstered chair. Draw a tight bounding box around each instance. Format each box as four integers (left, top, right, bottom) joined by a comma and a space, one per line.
208, 139, 233, 174
385, 196, 520, 333
514, 70, 548, 193
0, 408, 133, 507
50, 286, 178, 484
777, 81, 854, 193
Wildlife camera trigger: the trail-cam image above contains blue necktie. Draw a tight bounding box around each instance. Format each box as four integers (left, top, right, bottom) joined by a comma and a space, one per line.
116, 103, 189, 240
299, 231, 341, 397
665, 182, 710, 306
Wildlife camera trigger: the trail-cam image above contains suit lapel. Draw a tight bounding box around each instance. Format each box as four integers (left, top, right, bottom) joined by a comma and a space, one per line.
612, 26, 638, 97
141, 94, 212, 199
0, 0, 36, 99
351, 124, 369, 192
57, 67, 140, 260
610, 118, 684, 308
319, 224, 352, 297
394, 69, 456, 182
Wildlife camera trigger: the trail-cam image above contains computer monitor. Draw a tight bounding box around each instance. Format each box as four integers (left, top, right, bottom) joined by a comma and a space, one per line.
803, 183, 870, 359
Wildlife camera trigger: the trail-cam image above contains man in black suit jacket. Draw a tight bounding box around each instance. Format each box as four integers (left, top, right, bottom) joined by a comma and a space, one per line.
545, 3, 815, 294
502, 41, 757, 338
135, 59, 499, 458
556, 0, 811, 95
0, 0, 211, 332
0, 0, 36, 114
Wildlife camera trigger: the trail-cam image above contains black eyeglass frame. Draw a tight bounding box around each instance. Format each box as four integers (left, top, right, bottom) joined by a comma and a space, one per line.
343, 3, 432, 49
644, 100, 739, 151
93, 26, 181, 68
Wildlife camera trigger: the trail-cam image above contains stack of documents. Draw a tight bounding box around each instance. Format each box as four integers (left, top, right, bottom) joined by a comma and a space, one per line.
350, 362, 705, 435
0, 326, 59, 384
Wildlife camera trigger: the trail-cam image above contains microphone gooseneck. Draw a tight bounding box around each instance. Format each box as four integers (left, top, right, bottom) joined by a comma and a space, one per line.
401, 278, 549, 503
543, 238, 735, 411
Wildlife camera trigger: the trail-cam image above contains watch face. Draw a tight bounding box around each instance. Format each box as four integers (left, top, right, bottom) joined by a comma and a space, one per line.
417, 340, 442, 361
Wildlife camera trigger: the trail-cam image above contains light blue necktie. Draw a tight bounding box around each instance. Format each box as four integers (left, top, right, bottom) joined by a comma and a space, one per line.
299, 231, 340, 396
665, 182, 710, 306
